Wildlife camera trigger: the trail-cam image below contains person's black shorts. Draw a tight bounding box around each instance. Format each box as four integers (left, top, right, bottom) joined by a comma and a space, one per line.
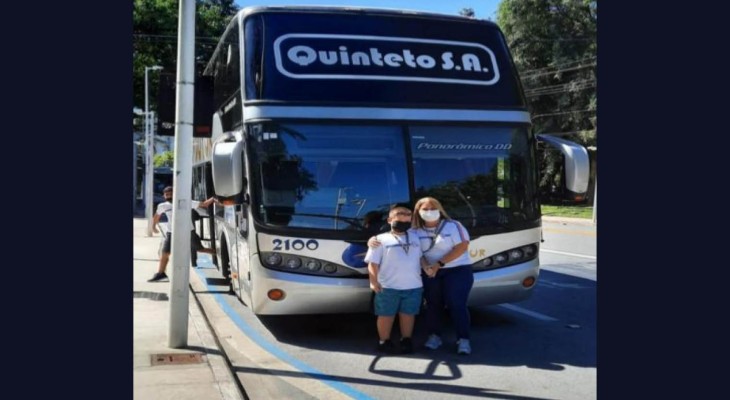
162, 231, 205, 254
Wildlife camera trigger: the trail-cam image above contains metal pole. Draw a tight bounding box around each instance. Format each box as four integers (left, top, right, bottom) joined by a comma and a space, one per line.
144, 68, 154, 236
145, 66, 163, 235
169, 0, 196, 348
592, 174, 597, 224
133, 141, 137, 213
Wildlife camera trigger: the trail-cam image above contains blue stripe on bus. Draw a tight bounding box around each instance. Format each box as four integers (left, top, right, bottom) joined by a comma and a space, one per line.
194, 258, 373, 400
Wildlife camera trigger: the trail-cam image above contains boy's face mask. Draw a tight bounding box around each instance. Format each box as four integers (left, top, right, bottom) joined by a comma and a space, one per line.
390, 221, 411, 232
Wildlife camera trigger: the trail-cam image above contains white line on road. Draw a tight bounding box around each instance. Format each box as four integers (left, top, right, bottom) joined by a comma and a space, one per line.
541, 249, 597, 260
498, 304, 559, 321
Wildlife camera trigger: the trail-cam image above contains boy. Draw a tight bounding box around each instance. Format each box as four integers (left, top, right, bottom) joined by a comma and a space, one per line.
364, 206, 425, 354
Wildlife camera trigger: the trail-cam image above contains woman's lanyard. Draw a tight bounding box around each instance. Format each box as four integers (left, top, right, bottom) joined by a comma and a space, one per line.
391, 232, 411, 255
423, 220, 447, 253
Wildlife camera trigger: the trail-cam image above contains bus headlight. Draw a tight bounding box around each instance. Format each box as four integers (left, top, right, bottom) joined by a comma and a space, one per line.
264, 253, 282, 267
522, 244, 537, 257
259, 252, 365, 278
305, 260, 321, 271
285, 257, 302, 269
471, 243, 540, 272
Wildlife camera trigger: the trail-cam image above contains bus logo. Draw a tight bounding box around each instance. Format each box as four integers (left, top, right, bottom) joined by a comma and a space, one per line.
274, 34, 500, 86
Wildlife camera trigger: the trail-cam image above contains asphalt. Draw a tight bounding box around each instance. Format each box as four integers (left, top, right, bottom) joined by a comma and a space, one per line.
133, 217, 245, 400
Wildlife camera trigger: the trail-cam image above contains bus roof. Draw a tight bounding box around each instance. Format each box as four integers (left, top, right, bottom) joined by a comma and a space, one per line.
205, 5, 526, 112
239, 5, 496, 25
205, 5, 498, 76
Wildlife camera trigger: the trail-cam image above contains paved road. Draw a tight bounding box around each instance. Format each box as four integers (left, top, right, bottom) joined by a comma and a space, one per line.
190, 218, 597, 400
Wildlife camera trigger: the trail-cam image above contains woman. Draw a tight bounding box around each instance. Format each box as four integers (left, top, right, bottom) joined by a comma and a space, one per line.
414, 196, 473, 354
368, 197, 473, 354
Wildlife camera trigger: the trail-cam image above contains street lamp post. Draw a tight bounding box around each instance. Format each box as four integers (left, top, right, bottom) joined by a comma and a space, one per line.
145, 65, 164, 236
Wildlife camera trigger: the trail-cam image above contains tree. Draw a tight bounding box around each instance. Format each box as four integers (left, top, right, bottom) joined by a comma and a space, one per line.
133, 0, 239, 113
154, 150, 175, 167
497, 0, 597, 202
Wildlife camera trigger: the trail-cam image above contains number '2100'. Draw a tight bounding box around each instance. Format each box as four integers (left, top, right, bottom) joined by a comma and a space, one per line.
272, 239, 319, 251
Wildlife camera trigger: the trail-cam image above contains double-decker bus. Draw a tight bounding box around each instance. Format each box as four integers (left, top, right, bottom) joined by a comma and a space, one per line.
192, 5, 589, 315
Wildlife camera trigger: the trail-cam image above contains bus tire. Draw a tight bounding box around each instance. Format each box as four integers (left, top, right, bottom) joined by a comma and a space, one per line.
219, 236, 231, 280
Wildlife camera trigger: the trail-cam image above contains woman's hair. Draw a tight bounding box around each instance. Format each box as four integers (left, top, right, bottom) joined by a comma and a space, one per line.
412, 197, 451, 229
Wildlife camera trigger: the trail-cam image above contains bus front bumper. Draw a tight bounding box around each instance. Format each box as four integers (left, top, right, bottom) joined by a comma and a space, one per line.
251, 267, 372, 315
467, 258, 540, 306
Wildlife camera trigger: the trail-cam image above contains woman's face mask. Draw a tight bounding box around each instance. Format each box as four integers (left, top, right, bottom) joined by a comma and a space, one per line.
419, 209, 441, 222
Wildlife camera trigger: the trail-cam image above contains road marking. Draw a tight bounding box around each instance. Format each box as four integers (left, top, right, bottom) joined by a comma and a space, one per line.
193, 258, 374, 400
538, 280, 592, 289
541, 249, 597, 260
498, 304, 559, 321
543, 227, 596, 237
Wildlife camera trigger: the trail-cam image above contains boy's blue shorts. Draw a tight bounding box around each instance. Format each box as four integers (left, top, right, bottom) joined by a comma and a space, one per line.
374, 287, 424, 316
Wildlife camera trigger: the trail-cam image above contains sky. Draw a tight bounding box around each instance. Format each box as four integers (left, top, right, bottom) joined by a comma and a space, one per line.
233, 0, 502, 21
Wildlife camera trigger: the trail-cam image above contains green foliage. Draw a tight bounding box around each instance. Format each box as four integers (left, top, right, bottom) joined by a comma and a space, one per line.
133, 0, 239, 111
154, 150, 175, 167
540, 204, 593, 219
497, 0, 597, 198
497, 0, 596, 135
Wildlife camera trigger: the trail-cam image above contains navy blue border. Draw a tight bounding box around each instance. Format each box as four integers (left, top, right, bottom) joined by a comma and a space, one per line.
597, 1, 723, 397
12, 0, 135, 396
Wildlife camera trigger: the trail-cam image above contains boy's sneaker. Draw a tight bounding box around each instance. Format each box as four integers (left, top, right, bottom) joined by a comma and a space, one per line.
424, 334, 442, 350
147, 272, 169, 282
377, 339, 395, 354
456, 339, 471, 355
400, 337, 414, 354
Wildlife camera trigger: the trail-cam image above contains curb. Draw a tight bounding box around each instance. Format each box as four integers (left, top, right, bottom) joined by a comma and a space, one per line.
542, 215, 596, 226
188, 277, 248, 400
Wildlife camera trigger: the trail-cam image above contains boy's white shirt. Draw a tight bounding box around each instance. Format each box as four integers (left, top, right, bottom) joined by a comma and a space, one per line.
364, 229, 423, 290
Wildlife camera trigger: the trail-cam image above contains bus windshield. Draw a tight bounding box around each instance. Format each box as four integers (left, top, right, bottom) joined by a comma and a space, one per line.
249, 122, 538, 233
410, 125, 539, 232
250, 123, 409, 231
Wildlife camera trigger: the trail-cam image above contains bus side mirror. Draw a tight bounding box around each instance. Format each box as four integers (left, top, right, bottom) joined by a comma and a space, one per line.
536, 134, 590, 194
212, 138, 246, 204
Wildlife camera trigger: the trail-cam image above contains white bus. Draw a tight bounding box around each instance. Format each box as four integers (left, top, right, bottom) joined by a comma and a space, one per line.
192, 6, 589, 315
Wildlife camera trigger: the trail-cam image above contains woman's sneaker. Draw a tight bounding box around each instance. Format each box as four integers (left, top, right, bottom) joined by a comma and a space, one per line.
424, 334, 442, 350
456, 339, 471, 355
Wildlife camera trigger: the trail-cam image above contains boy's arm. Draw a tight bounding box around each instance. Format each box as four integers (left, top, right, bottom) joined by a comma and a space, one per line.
367, 262, 382, 293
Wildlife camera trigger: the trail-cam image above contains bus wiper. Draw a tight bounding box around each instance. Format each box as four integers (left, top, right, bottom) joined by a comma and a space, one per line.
290, 213, 364, 228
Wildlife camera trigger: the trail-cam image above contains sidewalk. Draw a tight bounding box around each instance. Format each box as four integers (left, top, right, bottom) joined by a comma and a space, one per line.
133, 218, 245, 400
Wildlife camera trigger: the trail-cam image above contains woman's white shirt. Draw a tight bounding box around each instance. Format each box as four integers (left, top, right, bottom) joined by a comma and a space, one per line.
417, 220, 471, 268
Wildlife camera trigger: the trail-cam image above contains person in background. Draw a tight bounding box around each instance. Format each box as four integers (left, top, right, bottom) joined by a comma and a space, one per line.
148, 186, 218, 282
